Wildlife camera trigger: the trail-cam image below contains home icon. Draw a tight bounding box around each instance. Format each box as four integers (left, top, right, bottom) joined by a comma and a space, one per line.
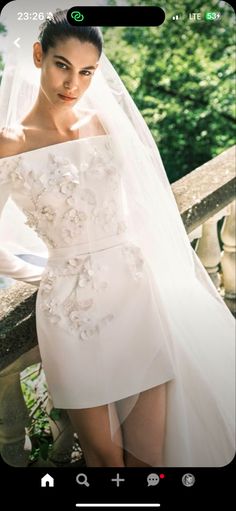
41, 474, 54, 487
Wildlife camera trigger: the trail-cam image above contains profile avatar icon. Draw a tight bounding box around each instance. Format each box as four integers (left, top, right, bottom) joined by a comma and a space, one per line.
182, 473, 195, 487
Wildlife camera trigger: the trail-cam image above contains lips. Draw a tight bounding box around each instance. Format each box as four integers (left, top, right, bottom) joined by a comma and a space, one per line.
58, 94, 77, 101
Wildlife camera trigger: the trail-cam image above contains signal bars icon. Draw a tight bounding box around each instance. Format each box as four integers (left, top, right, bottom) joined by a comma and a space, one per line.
172, 14, 180, 20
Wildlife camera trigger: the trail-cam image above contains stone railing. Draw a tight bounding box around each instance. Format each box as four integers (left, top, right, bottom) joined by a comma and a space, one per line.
0, 145, 235, 467
172, 145, 235, 313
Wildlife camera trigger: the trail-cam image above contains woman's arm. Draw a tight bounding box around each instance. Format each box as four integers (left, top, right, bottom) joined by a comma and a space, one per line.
0, 133, 45, 286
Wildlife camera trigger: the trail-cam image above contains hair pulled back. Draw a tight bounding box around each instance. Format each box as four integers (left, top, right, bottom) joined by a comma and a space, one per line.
38, 9, 103, 57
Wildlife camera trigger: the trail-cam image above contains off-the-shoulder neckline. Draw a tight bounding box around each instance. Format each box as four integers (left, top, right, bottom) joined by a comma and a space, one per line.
0, 134, 111, 162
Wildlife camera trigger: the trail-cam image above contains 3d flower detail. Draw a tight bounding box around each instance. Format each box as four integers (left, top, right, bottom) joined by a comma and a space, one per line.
59, 174, 80, 195
0, 156, 22, 182
40, 272, 55, 294
61, 209, 88, 243
63, 294, 94, 322
63, 208, 87, 225
78, 269, 94, 288
69, 310, 82, 328
91, 199, 117, 230
48, 154, 78, 175
10, 168, 24, 185
42, 154, 79, 188
122, 243, 145, 280
79, 313, 114, 340
23, 209, 38, 229
66, 256, 84, 267
77, 298, 94, 310
40, 206, 55, 222
40, 299, 60, 323
61, 228, 74, 244
65, 256, 94, 286
65, 196, 75, 207
80, 324, 99, 341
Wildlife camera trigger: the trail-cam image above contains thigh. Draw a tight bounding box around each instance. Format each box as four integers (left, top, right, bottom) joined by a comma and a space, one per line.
121, 383, 167, 466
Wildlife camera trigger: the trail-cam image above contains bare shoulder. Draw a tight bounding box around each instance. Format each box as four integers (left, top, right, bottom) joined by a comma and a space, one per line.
0, 126, 26, 158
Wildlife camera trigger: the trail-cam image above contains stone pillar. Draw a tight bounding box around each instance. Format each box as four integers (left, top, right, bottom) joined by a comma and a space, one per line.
195, 206, 231, 290
220, 199, 236, 298
195, 217, 221, 290
0, 346, 41, 467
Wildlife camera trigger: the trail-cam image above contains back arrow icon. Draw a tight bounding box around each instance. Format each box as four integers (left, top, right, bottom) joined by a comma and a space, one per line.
14, 38, 21, 48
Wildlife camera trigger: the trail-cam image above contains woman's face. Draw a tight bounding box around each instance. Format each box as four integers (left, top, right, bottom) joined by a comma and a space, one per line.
33, 37, 100, 107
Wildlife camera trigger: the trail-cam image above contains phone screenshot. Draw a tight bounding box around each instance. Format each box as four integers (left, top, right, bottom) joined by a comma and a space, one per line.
0, 0, 235, 509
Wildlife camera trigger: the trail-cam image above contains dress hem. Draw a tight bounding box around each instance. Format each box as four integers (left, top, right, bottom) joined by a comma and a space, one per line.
50, 373, 175, 410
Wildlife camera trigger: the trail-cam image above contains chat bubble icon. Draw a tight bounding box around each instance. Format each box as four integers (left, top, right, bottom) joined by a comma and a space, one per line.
147, 473, 160, 486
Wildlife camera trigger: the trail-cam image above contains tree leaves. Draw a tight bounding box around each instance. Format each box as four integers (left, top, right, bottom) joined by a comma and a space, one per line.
103, 0, 235, 182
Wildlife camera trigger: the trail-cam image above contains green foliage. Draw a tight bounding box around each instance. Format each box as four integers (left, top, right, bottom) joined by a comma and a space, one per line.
103, 0, 235, 182
0, 23, 7, 35
49, 408, 61, 421
20, 365, 53, 463
20, 367, 79, 465
0, 22, 7, 80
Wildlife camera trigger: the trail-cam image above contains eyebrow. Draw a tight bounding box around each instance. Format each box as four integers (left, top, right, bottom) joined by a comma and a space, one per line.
53, 55, 96, 70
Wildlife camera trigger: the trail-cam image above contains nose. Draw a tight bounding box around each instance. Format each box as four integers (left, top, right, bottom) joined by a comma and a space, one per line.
64, 72, 79, 93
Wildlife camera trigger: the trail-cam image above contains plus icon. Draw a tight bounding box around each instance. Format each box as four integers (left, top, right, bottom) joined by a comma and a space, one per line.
111, 473, 125, 487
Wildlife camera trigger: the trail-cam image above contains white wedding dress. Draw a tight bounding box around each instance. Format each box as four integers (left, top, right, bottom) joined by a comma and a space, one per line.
0, 132, 235, 467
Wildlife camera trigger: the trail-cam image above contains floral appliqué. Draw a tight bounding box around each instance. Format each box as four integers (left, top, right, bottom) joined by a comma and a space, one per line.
91, 199, 118, 234
61, 209, 88, 243
122, 243, 145, 281
83, 144, 120, 191
5, 140, 127, 248
39, 257, 114, 340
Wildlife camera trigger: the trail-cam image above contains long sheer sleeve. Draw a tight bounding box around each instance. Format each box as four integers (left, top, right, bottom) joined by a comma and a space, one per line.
0, 170, 44, 287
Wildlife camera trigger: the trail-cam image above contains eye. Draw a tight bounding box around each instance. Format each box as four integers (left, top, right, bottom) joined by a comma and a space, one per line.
80, 70, 92, 76
55, 61, 68, 70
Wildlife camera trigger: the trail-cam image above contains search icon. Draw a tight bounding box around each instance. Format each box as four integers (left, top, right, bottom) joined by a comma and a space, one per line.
76, 473, 90, 487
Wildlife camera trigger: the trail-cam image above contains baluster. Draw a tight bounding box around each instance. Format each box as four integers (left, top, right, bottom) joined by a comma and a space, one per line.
195, 216, 221, 290
0, 346, 41, 466
220, 199, 236, 299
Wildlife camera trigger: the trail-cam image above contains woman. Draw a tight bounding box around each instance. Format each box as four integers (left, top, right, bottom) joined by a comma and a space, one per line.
0, 10, 235, 467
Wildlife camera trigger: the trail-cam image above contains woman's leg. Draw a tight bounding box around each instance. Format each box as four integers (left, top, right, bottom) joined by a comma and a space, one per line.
121, 383, 167, 467
67, 403, 125, 467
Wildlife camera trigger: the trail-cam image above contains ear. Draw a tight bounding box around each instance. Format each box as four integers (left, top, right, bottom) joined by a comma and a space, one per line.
33, 42, 44, 69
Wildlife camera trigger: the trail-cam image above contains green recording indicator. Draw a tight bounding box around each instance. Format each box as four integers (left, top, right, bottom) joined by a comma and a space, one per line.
205, 12, 221, 21
70, 11, 84, 22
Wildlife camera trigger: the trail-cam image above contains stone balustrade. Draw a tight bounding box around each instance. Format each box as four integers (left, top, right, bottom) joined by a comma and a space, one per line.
172, 145, 235, 313
0, 145, 235, 467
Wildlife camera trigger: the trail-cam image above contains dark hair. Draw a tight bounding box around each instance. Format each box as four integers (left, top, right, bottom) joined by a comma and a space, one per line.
38, 9, 103, 57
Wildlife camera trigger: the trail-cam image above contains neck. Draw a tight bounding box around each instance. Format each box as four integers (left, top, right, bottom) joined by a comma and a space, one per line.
29, 89, 78, 135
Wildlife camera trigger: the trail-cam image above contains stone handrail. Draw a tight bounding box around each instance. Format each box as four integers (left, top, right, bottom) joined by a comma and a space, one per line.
172, 145, 235, 233
0, 145, 235, 466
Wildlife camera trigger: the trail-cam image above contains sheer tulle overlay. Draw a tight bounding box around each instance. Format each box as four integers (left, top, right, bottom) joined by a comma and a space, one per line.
0, 132, 235, 467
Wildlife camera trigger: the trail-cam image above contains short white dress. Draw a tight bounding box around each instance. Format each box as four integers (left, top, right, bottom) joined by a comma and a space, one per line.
0, 133, 235, 467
